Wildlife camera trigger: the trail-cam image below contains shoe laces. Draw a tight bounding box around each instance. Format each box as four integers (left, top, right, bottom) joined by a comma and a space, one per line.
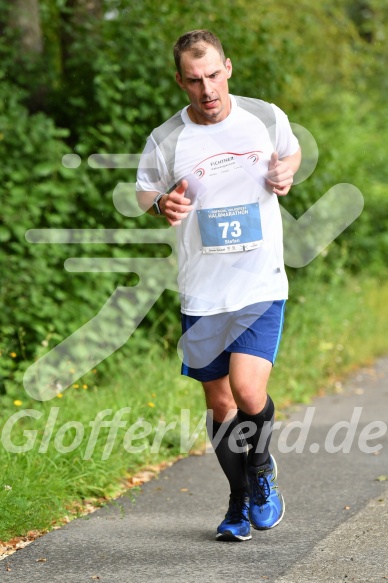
251, 466, 274, 505
226, 495, 249, 523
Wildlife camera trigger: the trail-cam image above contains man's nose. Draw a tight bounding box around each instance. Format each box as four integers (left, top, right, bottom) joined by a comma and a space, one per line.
201, 78, 212, 94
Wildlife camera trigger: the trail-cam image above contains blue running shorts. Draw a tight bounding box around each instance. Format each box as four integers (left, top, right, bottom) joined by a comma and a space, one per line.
180, 299, 286, 382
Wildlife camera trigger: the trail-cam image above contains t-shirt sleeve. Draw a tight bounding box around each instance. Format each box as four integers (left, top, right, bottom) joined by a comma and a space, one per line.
271, 103, 300, 159
135, 135, 172, 194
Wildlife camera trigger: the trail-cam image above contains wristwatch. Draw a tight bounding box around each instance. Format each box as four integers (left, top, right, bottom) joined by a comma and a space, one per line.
153, 193, 165, 215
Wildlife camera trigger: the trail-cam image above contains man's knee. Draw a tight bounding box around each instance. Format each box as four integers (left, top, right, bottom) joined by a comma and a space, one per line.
202, 378, 237, 421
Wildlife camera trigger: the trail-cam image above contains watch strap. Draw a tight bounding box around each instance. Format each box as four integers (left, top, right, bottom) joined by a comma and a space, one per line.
153, 193, 165, 215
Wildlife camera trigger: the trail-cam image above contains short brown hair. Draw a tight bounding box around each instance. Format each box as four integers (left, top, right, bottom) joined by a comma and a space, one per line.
173, 30, 226, 74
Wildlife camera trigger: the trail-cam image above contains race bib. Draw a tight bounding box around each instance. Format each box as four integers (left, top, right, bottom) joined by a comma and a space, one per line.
196, 203, 263, 254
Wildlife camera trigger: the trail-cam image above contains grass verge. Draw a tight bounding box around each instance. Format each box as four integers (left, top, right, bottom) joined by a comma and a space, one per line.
1, 275, 388, 543
271, 275, 388, 408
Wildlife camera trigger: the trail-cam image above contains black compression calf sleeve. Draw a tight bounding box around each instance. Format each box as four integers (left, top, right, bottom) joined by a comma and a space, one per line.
238, 395, 275, 468
207, 413, 249, 496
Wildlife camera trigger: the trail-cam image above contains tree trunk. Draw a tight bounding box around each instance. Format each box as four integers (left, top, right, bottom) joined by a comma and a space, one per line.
72, 0, 103, 23
9, 0, 43, 56
60, 0, 103, 72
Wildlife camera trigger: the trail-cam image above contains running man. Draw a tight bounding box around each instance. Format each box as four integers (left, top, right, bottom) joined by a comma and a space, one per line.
136, 30, 301, 541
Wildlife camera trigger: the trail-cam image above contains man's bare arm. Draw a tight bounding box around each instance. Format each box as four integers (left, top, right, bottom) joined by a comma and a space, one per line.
136, 189, 160, 215
136, 180, 193, 226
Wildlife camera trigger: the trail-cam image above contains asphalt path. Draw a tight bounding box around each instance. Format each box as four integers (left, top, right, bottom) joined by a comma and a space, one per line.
2, 358, 388, 583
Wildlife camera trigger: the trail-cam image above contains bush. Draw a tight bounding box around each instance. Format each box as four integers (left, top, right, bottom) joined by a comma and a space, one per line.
1, 0, 387, 397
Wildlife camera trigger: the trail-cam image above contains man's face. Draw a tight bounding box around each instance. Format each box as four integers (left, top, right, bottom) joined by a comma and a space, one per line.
176, 44, 232, 125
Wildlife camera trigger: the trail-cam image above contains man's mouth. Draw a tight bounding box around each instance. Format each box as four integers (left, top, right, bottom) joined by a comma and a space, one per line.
202, 99, 218, 108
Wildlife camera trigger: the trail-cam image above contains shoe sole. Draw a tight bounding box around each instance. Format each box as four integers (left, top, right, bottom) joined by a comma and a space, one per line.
216, 530, 252, 542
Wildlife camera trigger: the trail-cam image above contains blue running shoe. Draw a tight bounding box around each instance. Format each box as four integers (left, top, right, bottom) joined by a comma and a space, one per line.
248, 455, 285, 530
216, 495, 252, 541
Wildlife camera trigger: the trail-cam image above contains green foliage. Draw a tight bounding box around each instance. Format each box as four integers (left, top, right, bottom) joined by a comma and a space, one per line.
0, 0, 388, 540
0, 0, 387, 396
1, 276, 388, 541
0, 75, 139, 394
272, 275, 388, 407
0, 341, 203, 540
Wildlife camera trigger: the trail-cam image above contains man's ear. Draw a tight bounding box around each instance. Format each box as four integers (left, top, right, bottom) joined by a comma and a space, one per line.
175, 71, 184, 90
225, 58, 232, 79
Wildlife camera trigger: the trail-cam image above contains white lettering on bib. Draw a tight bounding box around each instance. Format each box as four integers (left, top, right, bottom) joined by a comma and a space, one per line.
196, 202, 263, 254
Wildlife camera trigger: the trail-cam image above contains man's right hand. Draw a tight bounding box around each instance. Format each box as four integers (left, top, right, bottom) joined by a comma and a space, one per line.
160, 179, 193, 226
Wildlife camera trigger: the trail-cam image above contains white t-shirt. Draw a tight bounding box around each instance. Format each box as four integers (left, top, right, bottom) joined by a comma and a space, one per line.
136, 95, 299, 316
